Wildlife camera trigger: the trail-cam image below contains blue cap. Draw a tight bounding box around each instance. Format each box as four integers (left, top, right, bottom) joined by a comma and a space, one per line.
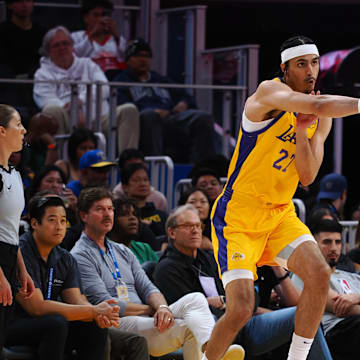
317, 173, 347, 201
79, 149, 116, 170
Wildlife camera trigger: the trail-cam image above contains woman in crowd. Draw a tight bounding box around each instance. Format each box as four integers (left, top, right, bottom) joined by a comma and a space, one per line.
55, 127, 97, 182
27, 165, 77, 224
109, 197, 159, 264
0, 104, 35, 353
179, 187, 213, 251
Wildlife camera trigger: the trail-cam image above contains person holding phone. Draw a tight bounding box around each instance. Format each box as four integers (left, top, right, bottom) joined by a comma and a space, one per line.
72, 0, 127, 78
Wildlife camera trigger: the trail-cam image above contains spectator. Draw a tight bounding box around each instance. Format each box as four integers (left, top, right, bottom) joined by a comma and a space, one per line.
6, 195, 120, 360
292, 219, 360, 360
27, 165, 77, 223
25, 112, 59, 173
191, 167, 223, 204
72, 0, 127, 79
109, 197, 159, 264
0, 0, 46, 77
122, 162, 167, 239
311, 173, 348, 220
115, 38, 216, 163
55, 127, 97, 182
33, 25, 139, 154
113, 148, 168, 212
71, 187, 244, 359
178, 187, 213, 251
307, 207, 355, 273
67, 149, 116, 197
153, 204, 332, 360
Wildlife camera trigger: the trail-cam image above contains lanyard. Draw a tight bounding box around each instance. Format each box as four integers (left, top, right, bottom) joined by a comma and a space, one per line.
99, 242, 122, 281
46, 267, 54, 300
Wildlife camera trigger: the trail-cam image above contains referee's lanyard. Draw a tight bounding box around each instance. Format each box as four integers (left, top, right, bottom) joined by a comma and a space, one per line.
99, 242, 129, 301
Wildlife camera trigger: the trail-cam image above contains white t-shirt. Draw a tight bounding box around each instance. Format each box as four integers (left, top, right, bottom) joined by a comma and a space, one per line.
0, 166, 25, 246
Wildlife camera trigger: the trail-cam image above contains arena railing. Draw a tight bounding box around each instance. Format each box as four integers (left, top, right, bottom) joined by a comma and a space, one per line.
0, 78, 246, 205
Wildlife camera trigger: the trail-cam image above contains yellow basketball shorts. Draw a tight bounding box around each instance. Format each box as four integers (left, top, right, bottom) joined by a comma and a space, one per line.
211, 191, 313, 280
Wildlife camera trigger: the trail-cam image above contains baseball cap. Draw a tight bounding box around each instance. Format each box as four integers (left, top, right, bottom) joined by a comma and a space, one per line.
124, 38, 152, 62
79, 149, 116, 170
317, 173, 347, 201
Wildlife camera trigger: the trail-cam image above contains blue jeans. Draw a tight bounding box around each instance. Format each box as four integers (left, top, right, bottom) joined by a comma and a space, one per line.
242, 307, 332, 360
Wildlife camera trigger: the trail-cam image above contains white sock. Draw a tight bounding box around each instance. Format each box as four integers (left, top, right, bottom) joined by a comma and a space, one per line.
201, 354, 209, 360
287, 333, 313, 360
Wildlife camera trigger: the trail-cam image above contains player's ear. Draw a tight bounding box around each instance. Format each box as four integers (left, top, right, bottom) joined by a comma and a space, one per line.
280, 63, 286, 74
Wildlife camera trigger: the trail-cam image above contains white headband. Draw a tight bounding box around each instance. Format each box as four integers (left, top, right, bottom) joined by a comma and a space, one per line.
281, 44, 319, 64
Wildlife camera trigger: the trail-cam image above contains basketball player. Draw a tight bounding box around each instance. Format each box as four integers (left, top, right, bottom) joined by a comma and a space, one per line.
202, 35, 360, 360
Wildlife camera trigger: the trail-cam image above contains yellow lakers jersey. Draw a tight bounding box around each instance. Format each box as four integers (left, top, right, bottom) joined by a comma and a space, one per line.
224, 79, 318, 206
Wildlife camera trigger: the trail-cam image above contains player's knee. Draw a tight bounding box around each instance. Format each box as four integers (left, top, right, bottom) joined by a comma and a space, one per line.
303, 260, 331, 291
225, 302, 253, 326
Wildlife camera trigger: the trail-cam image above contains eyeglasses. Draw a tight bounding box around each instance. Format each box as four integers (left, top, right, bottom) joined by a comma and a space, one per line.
175, 222, 204, 231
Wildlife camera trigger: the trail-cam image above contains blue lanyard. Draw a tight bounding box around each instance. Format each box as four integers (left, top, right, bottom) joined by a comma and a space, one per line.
46, 267, 54, 300
99, 242, 122, 281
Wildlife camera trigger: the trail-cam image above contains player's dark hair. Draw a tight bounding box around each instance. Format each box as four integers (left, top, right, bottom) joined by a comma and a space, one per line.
280, 35, 315, 71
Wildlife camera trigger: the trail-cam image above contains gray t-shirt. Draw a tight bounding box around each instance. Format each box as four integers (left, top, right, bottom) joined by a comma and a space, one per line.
71, 232, 160, 316
292, 269, 360, 334
0, 166, 25, 246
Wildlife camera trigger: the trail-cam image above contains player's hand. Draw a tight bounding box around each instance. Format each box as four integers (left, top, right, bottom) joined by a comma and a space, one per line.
0, 274, 12, 306
296, 90, 319, 130
154, 306, 174, 332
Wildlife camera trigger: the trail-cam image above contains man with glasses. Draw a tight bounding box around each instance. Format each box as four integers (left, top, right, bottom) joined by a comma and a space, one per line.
71, 187, 243, 359
5, 195, 121, 360
33, 25, 140, 154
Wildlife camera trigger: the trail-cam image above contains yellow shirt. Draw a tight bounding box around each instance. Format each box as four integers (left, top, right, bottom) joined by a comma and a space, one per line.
224, 78, 318, 206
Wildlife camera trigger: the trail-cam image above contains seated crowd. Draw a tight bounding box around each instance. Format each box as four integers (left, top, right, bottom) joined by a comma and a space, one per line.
2, 1, 360, 360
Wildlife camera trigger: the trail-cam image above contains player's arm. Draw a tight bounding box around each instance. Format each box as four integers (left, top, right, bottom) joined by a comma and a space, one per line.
295, 112, 332, 186
246, 80, 359, 121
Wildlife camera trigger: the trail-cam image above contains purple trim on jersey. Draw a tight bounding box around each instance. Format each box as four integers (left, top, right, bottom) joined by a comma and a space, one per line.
212, 195, 230, 274
241, 111, 286, 136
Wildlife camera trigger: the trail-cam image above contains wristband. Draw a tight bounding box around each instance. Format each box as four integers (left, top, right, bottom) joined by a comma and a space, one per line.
159, 304, 171, 311
277, 272, 290, 282
358, 99, 360, 113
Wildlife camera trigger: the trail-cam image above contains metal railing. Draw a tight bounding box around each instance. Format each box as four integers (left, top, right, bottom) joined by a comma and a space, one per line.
340, 220, 359, 253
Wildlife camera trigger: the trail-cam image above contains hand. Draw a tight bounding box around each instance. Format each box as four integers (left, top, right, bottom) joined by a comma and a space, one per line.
0, 274, 12, 306
154, 306, 174, 333
18, 270, 35, 300
62, 188, 77, 212
296, 91, 319, 131
172, 101, 188, 114
95, 313, 120, 328
207, 296, 223, 309
333, 293, 360, 317
154, 109, 170, 119
93, 299, 120, 322
101, 17, 118, 39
